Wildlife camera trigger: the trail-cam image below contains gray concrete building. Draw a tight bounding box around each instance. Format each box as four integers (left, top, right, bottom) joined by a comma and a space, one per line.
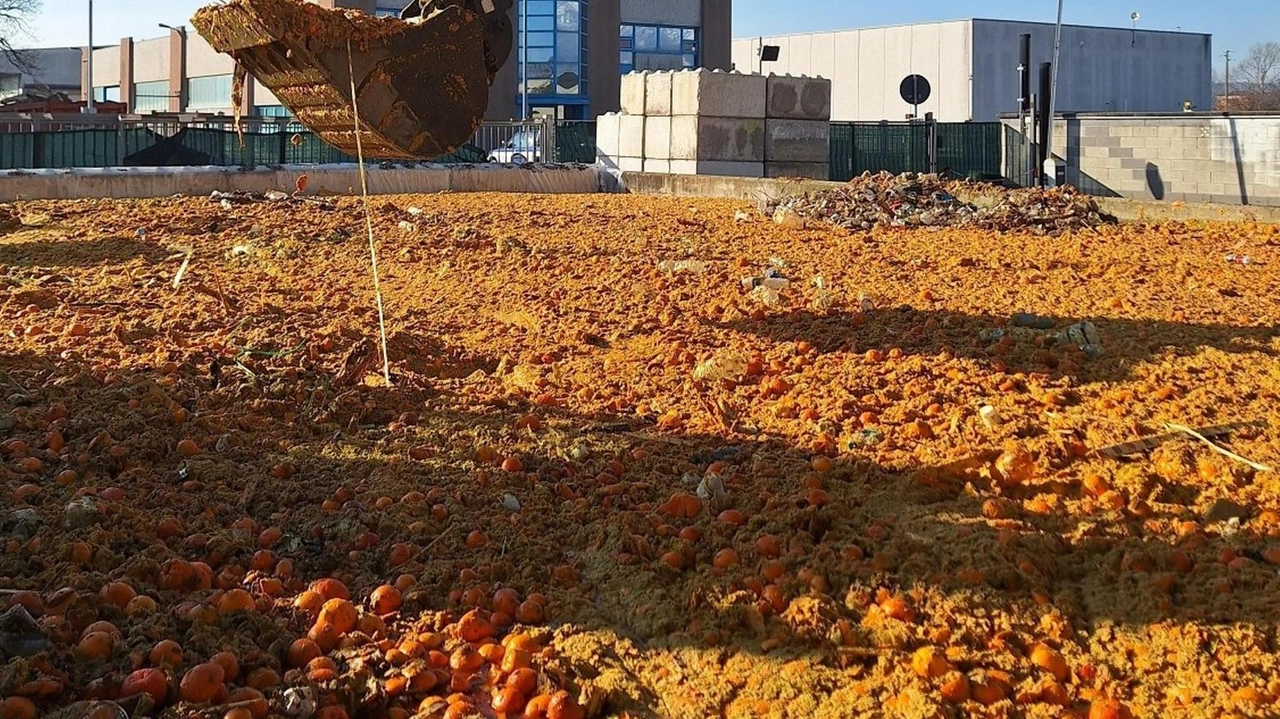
731, 19, 1213, 122
1, 48, 83, 100
82, 0, 732, 120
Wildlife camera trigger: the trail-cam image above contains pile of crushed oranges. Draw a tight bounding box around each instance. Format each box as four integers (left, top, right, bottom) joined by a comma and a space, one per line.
1, 192, 1279, 718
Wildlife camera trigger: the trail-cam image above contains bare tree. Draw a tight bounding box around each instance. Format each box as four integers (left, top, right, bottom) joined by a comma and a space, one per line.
0, 0, 42, 73
1229, 41, 1280, 111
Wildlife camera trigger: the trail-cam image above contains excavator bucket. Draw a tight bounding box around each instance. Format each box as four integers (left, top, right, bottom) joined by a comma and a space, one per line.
191, 0, 510, 160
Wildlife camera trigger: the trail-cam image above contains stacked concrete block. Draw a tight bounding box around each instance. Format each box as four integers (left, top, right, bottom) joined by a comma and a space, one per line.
642, 114, 672, 174
596, 69, 831, 181
595, 110, 645, 173
666, 69, 766, 178
620, 71, 647, 115
644, 71, 673, 116
764, 75, 832, 180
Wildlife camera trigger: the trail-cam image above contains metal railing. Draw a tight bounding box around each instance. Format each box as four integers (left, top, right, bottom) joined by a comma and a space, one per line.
0, 113, 555, 170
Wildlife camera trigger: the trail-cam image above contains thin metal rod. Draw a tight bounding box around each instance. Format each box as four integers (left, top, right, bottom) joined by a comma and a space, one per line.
346, 40, 392, 386
86, 0, 94, 112
520, 0, 528, 119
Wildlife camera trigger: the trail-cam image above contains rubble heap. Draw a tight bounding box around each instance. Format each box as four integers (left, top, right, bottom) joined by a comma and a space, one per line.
766, 172, 1116, 234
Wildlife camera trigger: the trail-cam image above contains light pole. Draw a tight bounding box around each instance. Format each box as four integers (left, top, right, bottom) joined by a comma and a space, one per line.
519, 0, 528, 120
85, 0, 94, 112
1223, 50, 1232, 106
1047, 0, 1063, 175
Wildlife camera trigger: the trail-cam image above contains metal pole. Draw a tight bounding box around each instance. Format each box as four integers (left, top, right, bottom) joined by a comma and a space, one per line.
86, 0, 94, 112
1224, 50, 1231, 106
1049, 0, 1062, 128
520, 0, 528, 120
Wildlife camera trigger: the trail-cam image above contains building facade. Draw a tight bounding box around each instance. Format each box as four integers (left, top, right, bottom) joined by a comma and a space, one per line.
81, 0, 731, 120
731, 19, 1213, 122
1, 48, 83, 101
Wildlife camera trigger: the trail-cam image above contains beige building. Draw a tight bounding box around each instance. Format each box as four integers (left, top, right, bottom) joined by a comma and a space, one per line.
731, 19, 1212, 122
83, 0, 731, 120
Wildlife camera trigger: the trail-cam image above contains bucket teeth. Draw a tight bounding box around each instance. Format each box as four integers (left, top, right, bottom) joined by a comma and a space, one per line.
191, 0, 492, 160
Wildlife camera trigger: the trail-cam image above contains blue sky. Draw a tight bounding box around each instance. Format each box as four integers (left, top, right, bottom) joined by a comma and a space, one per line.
19, 0, 1279, 74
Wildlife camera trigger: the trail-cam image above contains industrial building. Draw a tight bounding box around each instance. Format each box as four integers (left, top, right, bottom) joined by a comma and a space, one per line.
1, 47, 83, 101
731, 19, 1213, 122
79, 0, 731, 120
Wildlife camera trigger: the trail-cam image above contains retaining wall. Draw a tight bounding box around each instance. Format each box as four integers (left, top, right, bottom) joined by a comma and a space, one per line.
0, 163, 607, 202
1005, 114, 1280, 207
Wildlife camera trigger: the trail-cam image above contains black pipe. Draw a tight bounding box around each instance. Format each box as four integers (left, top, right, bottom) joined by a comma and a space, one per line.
1038, 61, 1052, 178
1019, 34, 1032, 112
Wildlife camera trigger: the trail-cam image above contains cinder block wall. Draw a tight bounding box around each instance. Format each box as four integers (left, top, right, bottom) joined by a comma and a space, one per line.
1005, 115, 1280, 207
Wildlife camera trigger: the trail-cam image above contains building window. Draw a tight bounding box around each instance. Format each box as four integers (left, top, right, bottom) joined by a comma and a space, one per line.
185, 74, 234, 112
93, 86, 121, 103
255, 104, 291, 118
1, 73, 20, 100
133, 80, 170, 113
515, 0, 588, 108
620, 24, 697, 74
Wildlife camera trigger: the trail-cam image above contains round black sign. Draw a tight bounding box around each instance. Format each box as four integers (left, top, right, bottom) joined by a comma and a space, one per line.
899, 74, 931, 106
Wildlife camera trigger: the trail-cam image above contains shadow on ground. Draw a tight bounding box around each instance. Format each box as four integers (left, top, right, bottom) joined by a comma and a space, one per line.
4, 331, 1279, 717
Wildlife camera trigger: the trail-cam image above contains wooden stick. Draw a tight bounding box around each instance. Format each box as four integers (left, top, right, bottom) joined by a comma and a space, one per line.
1164, 422, 1274, 473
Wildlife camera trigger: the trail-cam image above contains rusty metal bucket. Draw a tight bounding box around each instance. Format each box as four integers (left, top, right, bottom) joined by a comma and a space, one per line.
191, 0, 495, 160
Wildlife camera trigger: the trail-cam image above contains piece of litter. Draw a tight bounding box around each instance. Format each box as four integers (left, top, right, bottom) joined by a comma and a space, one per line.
979, 405, 1003, 430
696, 473, 729, 510
1165, 422, 1273, 473
501, 494, 521, 512
1094, 420, 1264, 459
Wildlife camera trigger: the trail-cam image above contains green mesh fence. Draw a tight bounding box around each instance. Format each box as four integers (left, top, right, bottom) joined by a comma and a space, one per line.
0, 125, 492, 169
553, 121, 596, 164
829, 122, 1003, 182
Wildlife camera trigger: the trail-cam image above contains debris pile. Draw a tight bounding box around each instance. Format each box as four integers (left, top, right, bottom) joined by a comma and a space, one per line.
765, 172, 1115, 233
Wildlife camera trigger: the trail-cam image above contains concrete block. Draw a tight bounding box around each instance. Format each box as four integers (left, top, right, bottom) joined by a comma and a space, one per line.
595, 113, 621, 160
643, 116, 672, 161
1157, 125, 1182, 138
766, 74, 832, 120
670, 116, 765, 162
764, 119, 829, 163
671, 69, 766, 119
1197, 181, 1227, 195
620, 72, 648, 115
765, 162, 830, 180
1110, 126, 1134, 138
616, 157, 645, 173
669, 160, 765, 178
619, 114, 646, 157
644, 71, 672, 116
643, 158, 671, 174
